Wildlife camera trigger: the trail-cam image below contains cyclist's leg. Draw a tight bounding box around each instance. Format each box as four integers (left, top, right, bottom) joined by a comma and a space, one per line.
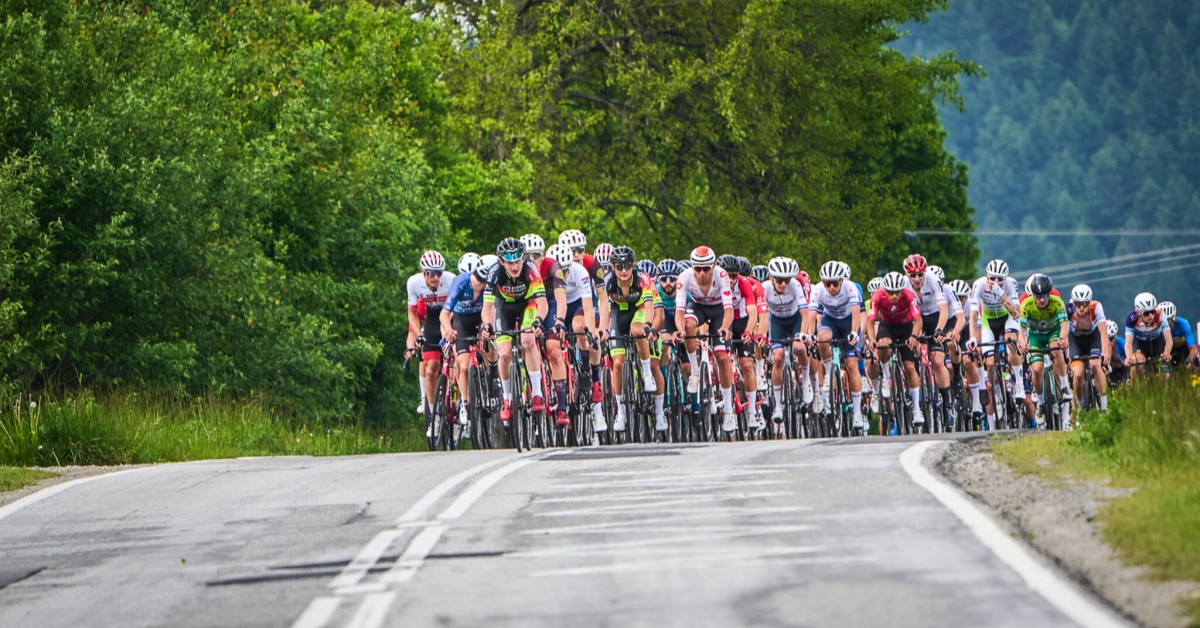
518, 304, 545, 411
1004, 318, 1025, 399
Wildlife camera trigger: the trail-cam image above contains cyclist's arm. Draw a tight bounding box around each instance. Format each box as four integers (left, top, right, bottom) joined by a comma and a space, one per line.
439, 307, 455, 338
936, 299, 948, 333
598, 301, 611, 334
674, 297, 687, 336
581, 294, 597, 335
554, 287, 567, 324
849, 304, 861, 339
720, 306, 733, 336
1058, 318, 1069, 347
481, 299, 496, 330
596, 285, 610, 327
1162, 324, 1173, 357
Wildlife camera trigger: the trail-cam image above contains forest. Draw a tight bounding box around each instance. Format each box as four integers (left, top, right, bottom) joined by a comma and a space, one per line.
0, 0, 976, 423
895, 0, 1200, 318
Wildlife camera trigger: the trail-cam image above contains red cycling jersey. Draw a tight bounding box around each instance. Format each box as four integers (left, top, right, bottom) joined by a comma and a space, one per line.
868, 288, 920, 325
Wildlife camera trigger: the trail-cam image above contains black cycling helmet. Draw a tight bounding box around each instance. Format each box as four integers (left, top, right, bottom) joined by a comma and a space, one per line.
635, 259, 657, 277
496, 237, 526, 262
717, 254, 739, 273
610, 245, 636, 265
1029, 273, 1053, 297
736, 256, 752, 277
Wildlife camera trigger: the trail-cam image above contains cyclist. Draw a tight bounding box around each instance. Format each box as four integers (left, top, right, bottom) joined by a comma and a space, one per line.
637, 259, 668, 410
457, 252, 481, 275
751, 265, 770, 284
741, 257, 770, 395
440, 254, 496, 428
547, 244, 604, 430
808, 260, 866, 430
1124, 292, 1173, 375
673, 246, 738, 433
480, 237, 549, 427
599, 246, 664, 433
653, 260, 684, 383
521, 234, 573, 428
1159, 301, 1197, 367
558, 229, 610, 418
932, 266, 968, 419
406, 251, 456, 416
719, 254, 765, 431
968, 259, 1025, 412
1066, 284, 1109, 411
1018, 274, 1072, 428
1104, 319, 1128, 385
949, 278, 985, 422
866, 271, 925, 427
764, 257, 814, 423
903, 254, 953, 427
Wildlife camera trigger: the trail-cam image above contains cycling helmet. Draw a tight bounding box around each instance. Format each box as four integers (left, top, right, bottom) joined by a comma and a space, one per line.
475, 254, 499, 280
635, 259, 657, 277
767, 257, 799, 279
690, 246, 716, 266
1070, 284, 1093, 303
1029, 273, 1053, 297
679, 260, 693, 270
867, 277, 884, 294
1160, 300, 1177, 320
928, 265, 945, 281
1105, 319, 1119, 338
819, 260, 851, 281
717, 254, 739, 273
949, 279, 971, 298
736, 256, 753, 278
419, 250, 445, 271
558, 229, 587, 249
985, 258, 1009, 278
882, 271, 908, 292
547, 244, 571, 267
496, 237, 526, 262
519, 233, 545, 254
752, 265, 771, 283
798, 270, 810, 284
903, 254, 927, 274
1134, 292, 1157, 313
1024, 274, 1035, 295
594, 243, 614, 266
657, 259, 682, 277
457, 252, 482, 274
609, 245, 635, 265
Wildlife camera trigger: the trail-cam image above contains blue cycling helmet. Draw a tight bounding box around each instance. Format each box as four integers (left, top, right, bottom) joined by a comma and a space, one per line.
657, 259, 682, 277
635, 259, 657, 277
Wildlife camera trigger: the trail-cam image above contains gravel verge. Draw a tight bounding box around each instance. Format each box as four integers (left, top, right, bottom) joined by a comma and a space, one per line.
937, 436, 1199, 628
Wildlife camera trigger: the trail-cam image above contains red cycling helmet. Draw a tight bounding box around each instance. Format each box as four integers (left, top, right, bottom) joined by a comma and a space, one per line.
689, 246, 716, 266
903, 254, 928, 274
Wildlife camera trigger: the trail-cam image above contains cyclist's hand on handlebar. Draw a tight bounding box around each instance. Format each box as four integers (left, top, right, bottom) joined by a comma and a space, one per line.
906, 336, 921, 351
846, 331, 859, 345
1056, 337, 1069, 350
673, 330, 685, 343
741, 331, 754, 344
718, 327, 732, 341
404, 347, 418, 360
965, 337, 977, 350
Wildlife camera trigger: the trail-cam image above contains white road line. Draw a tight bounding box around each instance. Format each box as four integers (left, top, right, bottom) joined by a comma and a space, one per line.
379, 524, 446, 585
437, 457, 537, 519
534, 492, 790, 517
292, 597, 343, 628
523, 506, 811, 534
0, 468, 144, 522
900, 440, 1129, 628
344, 592, 396, 628
395, 456, 512, 524
327, 529, 404, 590
535, 481, 789, 503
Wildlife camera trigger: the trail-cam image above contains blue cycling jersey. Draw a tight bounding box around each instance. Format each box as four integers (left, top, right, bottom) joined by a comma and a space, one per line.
446, 273, 484, 315
655, 283, 678, 315
1115, 337, 1126, 363
1170, 316, 1196, 348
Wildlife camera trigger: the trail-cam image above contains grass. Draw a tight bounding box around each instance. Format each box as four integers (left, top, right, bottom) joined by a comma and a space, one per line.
0, 466, 57, 493
0, 390, 427, 467
991, 373, 1200, 626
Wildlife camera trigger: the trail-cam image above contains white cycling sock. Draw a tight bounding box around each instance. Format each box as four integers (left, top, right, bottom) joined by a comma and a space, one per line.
852, 391, 862, 416
641, 358, 653, 378
721, 386, 733, 413
1058, 374, 1070, 392
501, 376, 513, 401
614, 394, 624, 414
747, 390, 757, 415
1100, 394, 1108, 410
908, 387, 921, 409
419, 375, 427, 403
969, 383, 982, 411
688, 351, 699, 371
773, 386, 782, 406
529, 369, 543, 397
654, 394, 665, 420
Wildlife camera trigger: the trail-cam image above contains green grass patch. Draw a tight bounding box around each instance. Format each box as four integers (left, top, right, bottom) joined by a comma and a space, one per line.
0, 390, 426, 466
0, 466, 57, 493
991, 374, 1200, 625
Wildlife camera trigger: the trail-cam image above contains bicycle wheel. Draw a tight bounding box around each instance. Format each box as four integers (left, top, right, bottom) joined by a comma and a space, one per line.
665, 359, 684, 443
427, 374, 447, 451
698, 359, 715, 442
779, 359, 795, 439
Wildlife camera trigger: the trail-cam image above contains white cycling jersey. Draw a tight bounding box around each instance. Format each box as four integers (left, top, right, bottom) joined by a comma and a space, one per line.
970, 276, 1019, 321
906, 271, 947, 316
557, 261, 592, 304
407, 271, 456, 311
807, 281, 862, 319
943, 282, 962, 318
676, 268, 734, 308
763, 278, 808, 318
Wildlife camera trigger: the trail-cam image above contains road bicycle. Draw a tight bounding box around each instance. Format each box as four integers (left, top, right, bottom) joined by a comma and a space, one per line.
1070, 353, 1104, 413
977, 339, 1021, 431
812, 338, 858, 437
1027, 346, 1067, 431
610, 333, 659, 444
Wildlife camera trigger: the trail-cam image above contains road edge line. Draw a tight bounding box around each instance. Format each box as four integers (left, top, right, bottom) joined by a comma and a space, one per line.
0, 468, 145, 523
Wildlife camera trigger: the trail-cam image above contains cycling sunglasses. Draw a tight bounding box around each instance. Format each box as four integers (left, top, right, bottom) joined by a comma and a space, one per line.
659, 275, 678, 284
612, 262, 635, 271
499, 252, 524, 263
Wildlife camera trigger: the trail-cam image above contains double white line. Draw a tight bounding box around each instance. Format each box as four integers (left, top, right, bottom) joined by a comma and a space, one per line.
292, 451, 545, 628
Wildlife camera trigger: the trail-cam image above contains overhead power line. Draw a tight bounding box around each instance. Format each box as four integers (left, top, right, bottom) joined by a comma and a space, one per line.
1012, 243, 1200, 278
909, 229, 1200, 237
1055, 250, 1200, 281
1063, 260, 1200, 286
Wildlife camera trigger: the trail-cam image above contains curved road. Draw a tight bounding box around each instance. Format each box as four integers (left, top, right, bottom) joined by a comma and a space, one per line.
0, 437, 1127, 627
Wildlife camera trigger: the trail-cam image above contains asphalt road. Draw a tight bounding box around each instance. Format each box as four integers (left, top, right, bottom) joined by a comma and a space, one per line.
0, 437, 1128, 627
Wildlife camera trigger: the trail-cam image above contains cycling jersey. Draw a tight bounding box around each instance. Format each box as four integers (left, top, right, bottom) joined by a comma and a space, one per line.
539, 257, 564, 295
868, 288, 920, 325
483, 262, 545, 304
907, 271, 947, 316
727, 275, 759, 319
655, 282, 679, 315
971, 276, 1019, 321
1169, 316, 1196, 349
557, 261, 592, 304
676, 267, 734, 308
605, 271, 655, 311
1065, 301, 1106, 335
406, 271, 456, 313
1124, 310, 1166, 341
807, 281, 862, 320
942, 282, 962, 317
1019, 294, 1068, 334
762, 279, 808, 318
446, 273, 485, 316
748, 278, 767, 317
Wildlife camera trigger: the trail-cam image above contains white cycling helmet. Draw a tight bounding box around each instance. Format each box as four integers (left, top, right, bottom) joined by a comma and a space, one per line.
819, 260, 851, 281
474, 254, 499, 279
457, 252, 482, 274
949, 279, 971, 298
519, 233, 545, 254
1105, 319, 1119, 338
767, 256, 800, 279
594, 243, 614, 266
867, 277, 884, 294
558, 229, 587, 249
419, 250, 445, 271
1160, 300, 1177, 320
985, 258, 1009, 278
1070, 284, 1092, 303
881, 271, 907, 292
1133, 292, 1157, 313
928, 265, 945, 281
689, 246, 717, 266
547, 243, 571, 267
